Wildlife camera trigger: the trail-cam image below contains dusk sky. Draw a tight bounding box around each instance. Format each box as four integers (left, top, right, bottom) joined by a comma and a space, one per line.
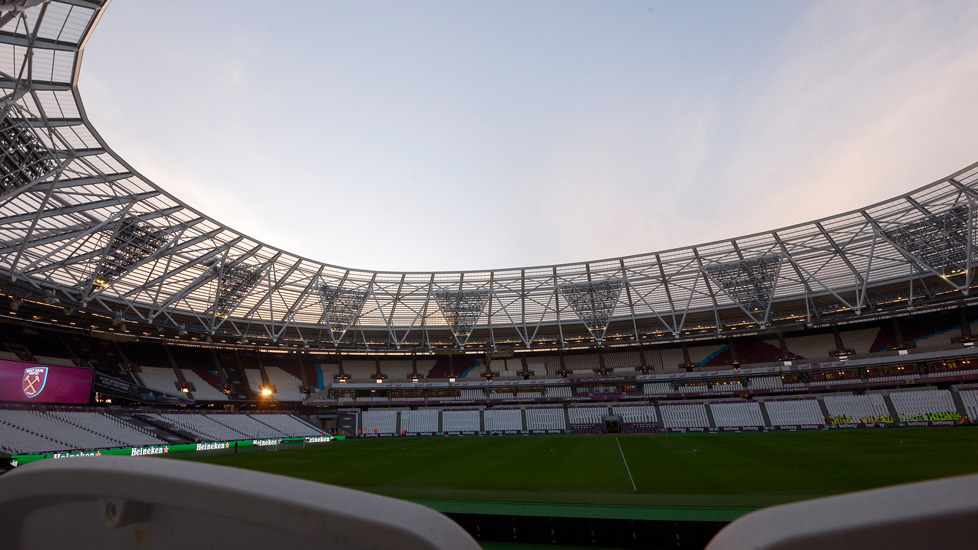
79, 1, 978, 272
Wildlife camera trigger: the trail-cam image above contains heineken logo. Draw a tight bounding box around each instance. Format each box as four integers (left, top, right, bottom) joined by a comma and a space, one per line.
22, 366, 48, 399
131, 446, 169, 456
195, 442, 231, 451
53, 450, 102, 459
306, 436, 332, 443
252, 439, 281, 446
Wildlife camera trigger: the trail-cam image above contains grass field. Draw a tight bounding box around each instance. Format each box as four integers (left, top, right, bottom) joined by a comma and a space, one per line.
178, 427, 978, 522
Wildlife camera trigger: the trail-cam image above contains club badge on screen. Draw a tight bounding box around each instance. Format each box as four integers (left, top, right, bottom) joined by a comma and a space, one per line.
22, 366, 48, 399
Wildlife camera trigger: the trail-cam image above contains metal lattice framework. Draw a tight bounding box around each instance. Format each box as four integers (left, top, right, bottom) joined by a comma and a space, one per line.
704, 254, 782, 326
558, 279, 623, 342
319, 283, 369, 340
884, 204, 971, 277
434, 288, 490, 347
0, 107, 56, 196
89, 215, 167, 290
209, 258, 264, 321
0, 1, 977, 352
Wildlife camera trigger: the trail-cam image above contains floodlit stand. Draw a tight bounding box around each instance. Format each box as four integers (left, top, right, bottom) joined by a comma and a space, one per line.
705, 472, 978, 550
0, 457, 479, 550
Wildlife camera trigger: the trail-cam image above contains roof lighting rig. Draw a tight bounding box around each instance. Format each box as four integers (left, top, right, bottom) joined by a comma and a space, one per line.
319, 283, 369, 340
89, 216, 168, 290
884, 204, 972, 278
558, 278, 623, 342
210, 259, 264, 320
434, 288, 489, 348
0, 112, 57, 197
705, 254, 782, 325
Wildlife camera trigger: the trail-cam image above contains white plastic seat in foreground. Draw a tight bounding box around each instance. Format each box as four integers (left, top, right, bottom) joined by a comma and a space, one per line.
705, 473, 978, 550
0, 457, 479, 550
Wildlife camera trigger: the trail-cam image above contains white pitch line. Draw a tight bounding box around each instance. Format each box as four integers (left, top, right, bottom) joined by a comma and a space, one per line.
615, 437, 637, 492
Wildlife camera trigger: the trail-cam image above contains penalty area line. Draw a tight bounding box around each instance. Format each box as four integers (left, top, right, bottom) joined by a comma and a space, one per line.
615, 437, 637, 492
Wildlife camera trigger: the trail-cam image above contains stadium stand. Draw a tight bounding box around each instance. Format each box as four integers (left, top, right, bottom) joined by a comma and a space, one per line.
763, 398, 825, 427
644, 381, 672, 395
182, 369, 228, 401
659, 402, 710, 430
612, 404, 657, 432
361, 409, 398, 435
442, 409, 481, 433
244, 368, 264, 394
379, 360, 414, 380
959, 387, 978, 420
136, 367, 183, 397
546, 385, 572, 398
264, 366, 305, 401
611, 405, 658, 432
749, 375, 785, 391
483, 408, 523, 433
146, 412, 245, 441
567, 405, 607, 433
823, 393, 891, 424
839, 328, 881, 355
709, 400, 764, 429
43, 410, 165, 448
525, 407, 567, 432
783, 333, 836, 359
343, 360, 378, 381
889, 389, 959, 422
400, 409, 439, 434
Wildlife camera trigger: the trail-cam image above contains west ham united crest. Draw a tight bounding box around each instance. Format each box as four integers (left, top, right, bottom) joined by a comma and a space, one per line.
22, 366, 48, 399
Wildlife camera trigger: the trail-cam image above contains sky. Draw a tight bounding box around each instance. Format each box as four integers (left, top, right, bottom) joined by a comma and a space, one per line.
78, 1, 978, 273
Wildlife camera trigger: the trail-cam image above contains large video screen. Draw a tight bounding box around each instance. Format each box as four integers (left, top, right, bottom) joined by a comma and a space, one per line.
0, 360, 94, 404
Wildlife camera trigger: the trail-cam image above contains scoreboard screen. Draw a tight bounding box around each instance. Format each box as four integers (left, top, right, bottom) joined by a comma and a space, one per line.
0, 360, 94, 404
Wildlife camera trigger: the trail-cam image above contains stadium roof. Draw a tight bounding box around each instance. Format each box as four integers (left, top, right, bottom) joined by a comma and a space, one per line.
1, 0, 977, 353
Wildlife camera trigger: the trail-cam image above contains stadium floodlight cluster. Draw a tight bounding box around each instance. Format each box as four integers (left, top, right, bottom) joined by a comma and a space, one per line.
883, 204, 971, 278
704, 255, 782, 325
209, 259, 264, 320
557, 279, 623, 342
0, 1, 977, 352
89, 216, 168, 290
319, 283, 370, 340
434, 288, 490, 347
0, 110, 57, 197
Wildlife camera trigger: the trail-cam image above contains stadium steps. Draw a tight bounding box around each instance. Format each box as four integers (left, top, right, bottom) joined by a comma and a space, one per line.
42, 411, 128, 448
950, 390, 968, 419
704, 404, 718, 430
816, 398, 832, 422
126, 414, 196, 444
653, 402, 665, 431
242, 415, 288, 438
759, 401, 774, 428
881, 394, 902, 426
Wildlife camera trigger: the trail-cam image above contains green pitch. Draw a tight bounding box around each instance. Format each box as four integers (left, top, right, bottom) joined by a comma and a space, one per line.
178, 427, 978, 521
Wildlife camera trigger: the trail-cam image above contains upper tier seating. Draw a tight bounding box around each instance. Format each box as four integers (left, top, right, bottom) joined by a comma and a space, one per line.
264, 366, 305, 401
137, 367, 182, 397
